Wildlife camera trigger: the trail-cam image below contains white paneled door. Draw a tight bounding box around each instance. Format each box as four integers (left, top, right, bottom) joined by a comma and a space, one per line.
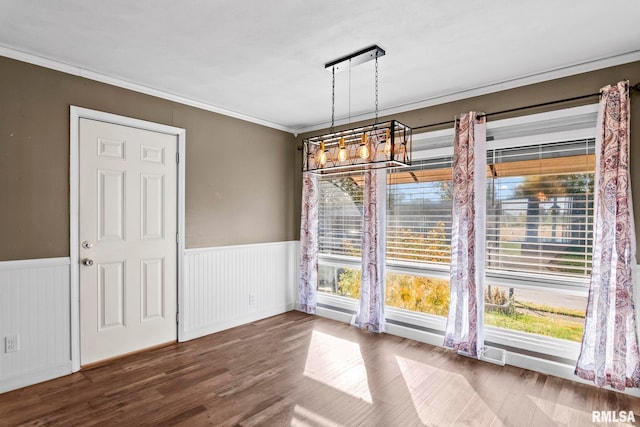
79, 118, 177, 366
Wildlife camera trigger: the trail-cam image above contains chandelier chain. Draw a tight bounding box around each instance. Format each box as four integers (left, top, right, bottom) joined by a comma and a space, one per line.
330, 66, 336, 134
374, 56, 379, 124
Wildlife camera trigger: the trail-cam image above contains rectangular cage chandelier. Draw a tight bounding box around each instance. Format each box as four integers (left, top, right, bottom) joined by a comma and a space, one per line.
303, 45, 412, 174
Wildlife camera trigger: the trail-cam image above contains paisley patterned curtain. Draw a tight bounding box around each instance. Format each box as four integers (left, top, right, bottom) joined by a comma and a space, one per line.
356, 169, 387, 332
298, 173, 319, 314
444, 112, 487, 358
575, 81, 640, 390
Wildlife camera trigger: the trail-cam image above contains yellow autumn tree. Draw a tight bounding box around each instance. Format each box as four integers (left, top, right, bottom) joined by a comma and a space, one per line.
386, 274, 450, 316
336, 222, 451, 316
337, 268, 361, 299
385, 222, 450, 315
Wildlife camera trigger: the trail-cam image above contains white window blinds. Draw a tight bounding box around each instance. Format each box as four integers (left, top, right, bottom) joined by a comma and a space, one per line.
320, 106, 597, 284
385, 138, 595, 280
486, 139, 595, 278
318, 173, 364, 257
387, 157, 453, 265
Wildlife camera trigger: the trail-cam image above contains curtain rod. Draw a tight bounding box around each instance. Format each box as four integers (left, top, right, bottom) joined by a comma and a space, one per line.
412, 82, 640, 132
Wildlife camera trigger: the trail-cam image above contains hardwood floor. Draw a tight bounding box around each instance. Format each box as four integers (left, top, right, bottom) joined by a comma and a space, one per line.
1, 311, 638, 426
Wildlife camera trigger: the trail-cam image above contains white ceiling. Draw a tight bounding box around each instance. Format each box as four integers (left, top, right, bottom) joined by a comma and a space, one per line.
1, 0, 639, 134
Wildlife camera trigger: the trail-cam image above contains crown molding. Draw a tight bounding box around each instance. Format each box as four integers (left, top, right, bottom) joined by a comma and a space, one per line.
2, 45, 638, 137
295, 50, 640, 135
0, 45, 296, 134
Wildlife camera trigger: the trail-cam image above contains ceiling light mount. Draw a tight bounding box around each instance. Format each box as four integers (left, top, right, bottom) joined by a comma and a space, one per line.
324, 45, 386, 73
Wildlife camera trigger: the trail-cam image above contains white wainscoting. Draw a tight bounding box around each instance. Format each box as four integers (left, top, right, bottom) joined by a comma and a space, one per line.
181, 241, 299, 341
0, 258, 72, 394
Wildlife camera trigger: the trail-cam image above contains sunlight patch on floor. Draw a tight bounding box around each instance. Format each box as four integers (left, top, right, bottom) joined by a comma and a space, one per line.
395, 354, 478, 424
304, 330, 373, 404
292, 404, 343, 427
528, 395, 570, 425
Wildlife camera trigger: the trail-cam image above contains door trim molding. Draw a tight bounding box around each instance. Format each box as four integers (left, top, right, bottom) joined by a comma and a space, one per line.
69, 106, 186, 372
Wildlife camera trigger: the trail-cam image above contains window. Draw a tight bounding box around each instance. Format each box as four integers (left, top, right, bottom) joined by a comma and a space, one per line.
318, 174, 364, 257
316, 104, 597, 347
486, 140, 594, 280
386, 157, 453, 316
317, 172, 363, 298
383, 109, 595, 341
484, 138, 593, 342
387, 157, 453, 266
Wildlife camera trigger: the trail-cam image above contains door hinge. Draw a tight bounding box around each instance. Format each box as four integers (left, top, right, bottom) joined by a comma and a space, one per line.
176, 233, 179, 244
176, 312, 179, 324
176, 152, 179, 163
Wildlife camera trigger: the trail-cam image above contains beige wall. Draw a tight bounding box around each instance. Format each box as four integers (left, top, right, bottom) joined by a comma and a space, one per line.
0, 56, 297, 261
2, 55, 639, 262
295, 61, 640, 260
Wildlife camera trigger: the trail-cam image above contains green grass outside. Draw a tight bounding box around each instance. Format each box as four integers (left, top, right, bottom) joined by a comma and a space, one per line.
339, 266, 588, 342
485, 309, 584, 342
514, 301, 585, 318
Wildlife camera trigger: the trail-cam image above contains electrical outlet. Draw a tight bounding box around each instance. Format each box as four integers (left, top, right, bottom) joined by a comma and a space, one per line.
249, 293, 256, 306
5, 335, 19, 353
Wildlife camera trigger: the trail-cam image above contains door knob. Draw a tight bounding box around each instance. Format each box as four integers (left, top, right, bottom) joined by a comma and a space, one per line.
82, 258, 94, 266
82, 241, 93, 249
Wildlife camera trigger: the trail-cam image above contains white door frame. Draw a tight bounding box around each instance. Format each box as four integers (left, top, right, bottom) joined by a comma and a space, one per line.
70, 106, 186, 372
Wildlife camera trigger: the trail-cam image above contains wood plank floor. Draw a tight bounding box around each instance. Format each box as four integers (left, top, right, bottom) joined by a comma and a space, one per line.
1, 311, 638, 426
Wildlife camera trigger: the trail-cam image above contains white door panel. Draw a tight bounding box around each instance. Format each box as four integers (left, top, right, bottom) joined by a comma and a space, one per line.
79, 118, 177, 366
98, 261, 125, 329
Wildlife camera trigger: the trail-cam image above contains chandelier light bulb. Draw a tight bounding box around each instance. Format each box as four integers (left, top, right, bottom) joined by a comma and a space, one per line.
384, 129, 392, 156
359, 133, 369, 159
338, 137, 347, 161
338, 148, 347, 162
319, 151, 327, 166
318, 141, 328, 166
358, 143, 369, 159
